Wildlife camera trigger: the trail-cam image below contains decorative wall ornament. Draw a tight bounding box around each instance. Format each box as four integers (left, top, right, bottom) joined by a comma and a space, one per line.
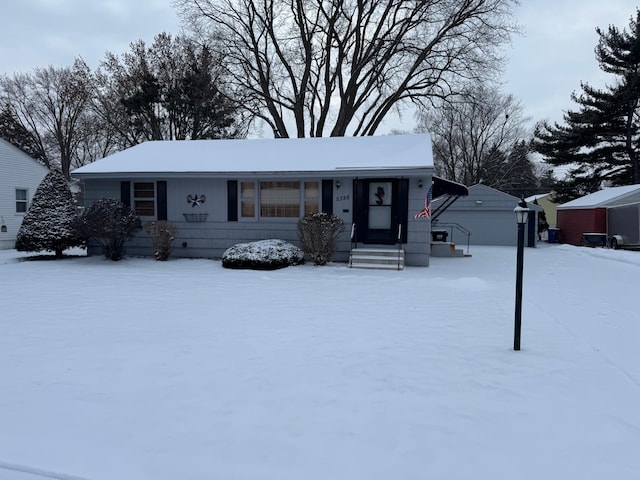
187, 194, 206, 207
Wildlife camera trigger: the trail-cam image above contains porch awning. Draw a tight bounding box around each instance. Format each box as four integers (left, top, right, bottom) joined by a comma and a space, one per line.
432, 176, 468, 199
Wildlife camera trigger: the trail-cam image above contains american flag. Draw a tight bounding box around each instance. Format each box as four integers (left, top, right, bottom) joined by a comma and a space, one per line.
414, 185, 432, 219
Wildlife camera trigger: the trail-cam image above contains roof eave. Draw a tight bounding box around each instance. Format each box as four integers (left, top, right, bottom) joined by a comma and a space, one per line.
71, 166, 433, 180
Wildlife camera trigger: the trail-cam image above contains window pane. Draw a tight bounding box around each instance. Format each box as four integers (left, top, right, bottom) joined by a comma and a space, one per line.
135, 201, 155, 216
134, 183, 155, 198
133, 182, 155, 216
260, 181, 300, 217
241, 182, 255, 199
303, 182, 320, 216
241, 201, 255, 217
304, 201, 319, 216
241, 182, 256, 217
304, 181, 319, 199
15, 189, 27, 213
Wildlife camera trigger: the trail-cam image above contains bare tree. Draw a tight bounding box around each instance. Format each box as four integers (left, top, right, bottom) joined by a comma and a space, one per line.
0, 59, 93, 178
417, 84, 529, 184
172, 0, 518, 137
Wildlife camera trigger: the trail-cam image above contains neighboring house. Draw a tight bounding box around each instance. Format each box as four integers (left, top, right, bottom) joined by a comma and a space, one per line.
525, 192, 558, 228
431, 184, 542, 247
0, 139, 49, 249
71, 135, 439, 266
556, 184, 640, 246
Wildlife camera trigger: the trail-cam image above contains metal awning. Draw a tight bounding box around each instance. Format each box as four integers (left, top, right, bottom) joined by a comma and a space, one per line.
432, 176, 469, 199
430, 176, 469, 222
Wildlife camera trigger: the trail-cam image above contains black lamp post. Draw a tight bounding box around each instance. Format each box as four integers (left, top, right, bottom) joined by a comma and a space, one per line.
513, 199, 530, 351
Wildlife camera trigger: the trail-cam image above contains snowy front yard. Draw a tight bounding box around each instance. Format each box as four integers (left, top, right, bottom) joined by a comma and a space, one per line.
1, 245, 639, 480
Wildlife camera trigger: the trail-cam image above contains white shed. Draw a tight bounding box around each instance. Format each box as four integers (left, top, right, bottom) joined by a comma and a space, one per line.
0, 139, 49, 249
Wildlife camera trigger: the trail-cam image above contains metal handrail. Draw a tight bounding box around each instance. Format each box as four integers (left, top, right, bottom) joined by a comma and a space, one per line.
349, 223, 356, 266
432, 221, 471, 255
397, 224, 402, 269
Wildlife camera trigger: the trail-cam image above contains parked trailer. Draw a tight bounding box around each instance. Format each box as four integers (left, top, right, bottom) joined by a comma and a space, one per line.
607, 202, 640, 249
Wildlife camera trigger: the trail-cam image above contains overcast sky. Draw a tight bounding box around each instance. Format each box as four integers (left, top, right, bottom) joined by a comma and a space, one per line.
0, 0, 636, 133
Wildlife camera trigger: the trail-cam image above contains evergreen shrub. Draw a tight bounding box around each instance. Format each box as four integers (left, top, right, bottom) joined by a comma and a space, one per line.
15, 170, 84, 257
76, 198, 141, 261
222, 239, 304, 270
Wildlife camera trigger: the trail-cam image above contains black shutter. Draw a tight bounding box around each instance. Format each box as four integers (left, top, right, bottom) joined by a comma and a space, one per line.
353, 179, 367, 243
322, 179, 333, 215
394, 179, 409, 243
120, 181, 131, 208
228, 180, 238, 221
157, 181, 167, 220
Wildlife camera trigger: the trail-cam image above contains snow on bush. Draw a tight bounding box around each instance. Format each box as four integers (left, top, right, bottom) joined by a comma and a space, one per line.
222, 239, 304, 270
76, 198, 141, 261
15, 170, 85, 257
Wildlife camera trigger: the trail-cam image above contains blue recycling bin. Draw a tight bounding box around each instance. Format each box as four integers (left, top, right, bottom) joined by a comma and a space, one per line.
547, 228, 560, 243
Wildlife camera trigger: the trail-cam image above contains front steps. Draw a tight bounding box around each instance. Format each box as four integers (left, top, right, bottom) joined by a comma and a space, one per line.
349, 247, 405, 270
430, 242, 471, 258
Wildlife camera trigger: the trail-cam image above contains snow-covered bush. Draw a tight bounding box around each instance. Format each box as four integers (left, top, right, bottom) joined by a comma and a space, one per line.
297, 212, 344, 265
143, 220, 177, 261
222, 239, 304, 270
76, 198, 141, 261
15, 170, 85, 257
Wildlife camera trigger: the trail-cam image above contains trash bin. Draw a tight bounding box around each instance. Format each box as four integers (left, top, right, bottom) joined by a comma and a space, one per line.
431, 229, 448, 242
547, 228, 560, 243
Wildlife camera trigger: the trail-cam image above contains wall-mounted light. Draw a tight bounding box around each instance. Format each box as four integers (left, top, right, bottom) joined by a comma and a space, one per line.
417, 179, 423, 189
475, 200, 483, 206
0, 216, 6, 233
336, 180, 341, 189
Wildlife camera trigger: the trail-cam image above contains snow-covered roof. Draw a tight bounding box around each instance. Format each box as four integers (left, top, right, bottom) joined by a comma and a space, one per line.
557, 184, 640, 209
525, 193, 552, 202
71, 134, 433, 177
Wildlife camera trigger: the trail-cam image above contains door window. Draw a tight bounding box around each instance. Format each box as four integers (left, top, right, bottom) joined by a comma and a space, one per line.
368, 181, 392, 229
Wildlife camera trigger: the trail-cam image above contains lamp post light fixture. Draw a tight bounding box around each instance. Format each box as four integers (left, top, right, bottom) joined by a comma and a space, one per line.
513, 199, 530, 351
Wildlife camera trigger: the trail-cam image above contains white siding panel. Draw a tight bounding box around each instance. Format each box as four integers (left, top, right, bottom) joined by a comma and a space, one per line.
0, 140, 49, 249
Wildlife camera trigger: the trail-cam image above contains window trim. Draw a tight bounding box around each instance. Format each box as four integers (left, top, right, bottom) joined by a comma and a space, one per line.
240, 181, 257, 219
15, 188, 28, 214
237, 180, 321, 220
133, 182, 156, 218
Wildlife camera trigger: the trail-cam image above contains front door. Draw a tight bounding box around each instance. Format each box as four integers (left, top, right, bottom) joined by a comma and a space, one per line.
353, 178, 408, 245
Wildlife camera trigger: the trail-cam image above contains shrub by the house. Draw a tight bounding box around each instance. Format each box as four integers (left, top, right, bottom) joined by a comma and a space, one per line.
222, 239, 304, 270
15, 170, 84, 257
297, 212, 344, 265
76, 198, 141, 261
143, 220, 177, 261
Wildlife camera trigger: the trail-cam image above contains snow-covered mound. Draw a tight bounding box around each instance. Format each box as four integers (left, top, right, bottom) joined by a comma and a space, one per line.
221, 239, 304, 270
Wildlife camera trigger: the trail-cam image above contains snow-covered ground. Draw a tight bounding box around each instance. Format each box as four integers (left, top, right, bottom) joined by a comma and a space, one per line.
1, 244, 639, 480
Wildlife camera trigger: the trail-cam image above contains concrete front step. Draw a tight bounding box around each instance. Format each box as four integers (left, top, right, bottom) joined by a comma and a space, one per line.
430, 242, 471, 258
349, 248, 405, 270
350, 262, 405, 270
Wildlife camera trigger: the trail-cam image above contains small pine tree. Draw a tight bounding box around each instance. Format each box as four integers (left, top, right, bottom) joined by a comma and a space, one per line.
15, 170, 84, 257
